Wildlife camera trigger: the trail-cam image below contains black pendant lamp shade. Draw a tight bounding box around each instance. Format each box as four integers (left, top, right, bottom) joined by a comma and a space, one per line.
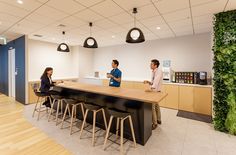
83, 22, 98, 48
126, 8, 145, 43
57, 31, 70, 52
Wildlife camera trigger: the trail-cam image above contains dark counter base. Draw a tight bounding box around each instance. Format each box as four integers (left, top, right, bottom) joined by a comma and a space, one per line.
57, 87, 152, 145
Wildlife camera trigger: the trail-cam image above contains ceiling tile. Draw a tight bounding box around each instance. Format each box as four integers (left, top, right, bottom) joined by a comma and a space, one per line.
192, 14, 213, 25
106, 26, 126, 33
148, 24, 171, 33
225, 0, 236, 11
163, 8, 191, 22
190, 0, 219, 7
34, 5, 68, 21
139, 15, 165, 27
168, 19, 192, 28
46, 0, 85, 14
10, 20, 45, 34
156, 29, 175, 38
191, 0, 227, 16
154, 0, 189, 14
74, 0, 105, 7
145, 33, 159, 40
60, 16, 86, 27
90, 0, 124, 17
0, 12, 21, 23
95, 19, 117, 29
0, 1, 29, 17
112, 0, 151, 11
0, 0, 43, 11
74, 9, 104, 22
108, 12, 133, 24
135, 4, 159, 20
25, 12, 55, 25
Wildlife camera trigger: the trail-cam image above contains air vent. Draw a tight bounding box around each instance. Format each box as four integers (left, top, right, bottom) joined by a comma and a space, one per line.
33, 34, 43, 37
58, 24, 66, 27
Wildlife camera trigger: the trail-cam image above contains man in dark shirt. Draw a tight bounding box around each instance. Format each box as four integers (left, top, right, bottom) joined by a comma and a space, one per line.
107, 60, 122, 87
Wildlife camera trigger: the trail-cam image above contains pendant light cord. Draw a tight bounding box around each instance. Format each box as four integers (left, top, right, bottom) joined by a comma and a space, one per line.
134, 13, 136, 27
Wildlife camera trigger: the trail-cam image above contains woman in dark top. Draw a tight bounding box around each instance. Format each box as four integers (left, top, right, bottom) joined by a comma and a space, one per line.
40, 67, 62, 107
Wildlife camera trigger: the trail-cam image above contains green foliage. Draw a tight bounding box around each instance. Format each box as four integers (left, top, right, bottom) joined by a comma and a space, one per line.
213, 10, 236, 134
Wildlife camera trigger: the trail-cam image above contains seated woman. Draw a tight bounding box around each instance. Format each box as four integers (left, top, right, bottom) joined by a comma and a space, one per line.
40, 67, 62, 107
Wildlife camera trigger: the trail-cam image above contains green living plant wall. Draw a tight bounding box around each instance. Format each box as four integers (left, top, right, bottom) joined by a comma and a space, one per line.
213, 9, 236, 134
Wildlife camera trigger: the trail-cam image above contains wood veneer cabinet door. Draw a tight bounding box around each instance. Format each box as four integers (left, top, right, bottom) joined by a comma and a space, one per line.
158, 85, 166, 107
178, 86, 194, 112
193, 87, 212, 115
102, 79, 109, 86
121, 81, 134, 89
163, 85, 179, 109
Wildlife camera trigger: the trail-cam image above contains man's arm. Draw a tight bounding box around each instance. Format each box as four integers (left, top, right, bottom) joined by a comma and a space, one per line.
111, 71, 122, 82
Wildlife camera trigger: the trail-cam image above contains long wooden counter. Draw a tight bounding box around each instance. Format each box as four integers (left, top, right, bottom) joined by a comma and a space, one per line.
56, 81, 168, 145
58, 81, 168, 104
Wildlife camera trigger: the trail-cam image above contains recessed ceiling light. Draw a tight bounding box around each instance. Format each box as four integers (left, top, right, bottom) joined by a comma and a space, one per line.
112, 35, 115, 38
156, 27, 161, 30
17, 0, 23, 4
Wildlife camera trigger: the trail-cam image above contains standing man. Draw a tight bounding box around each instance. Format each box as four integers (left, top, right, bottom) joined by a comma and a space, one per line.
107, 60, 122, 87
144, 59, 163, 130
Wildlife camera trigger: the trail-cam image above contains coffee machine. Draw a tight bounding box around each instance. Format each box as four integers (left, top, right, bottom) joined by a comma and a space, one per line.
197, 71, 207, 85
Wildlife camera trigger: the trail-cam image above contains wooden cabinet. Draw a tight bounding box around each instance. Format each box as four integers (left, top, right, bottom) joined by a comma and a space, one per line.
193, 87, 212, 115
163, 85, 179, 109
121, 81, 134, 89
178, 86, 212, 115
102, 79, 212, 116
179, 86, 194, 112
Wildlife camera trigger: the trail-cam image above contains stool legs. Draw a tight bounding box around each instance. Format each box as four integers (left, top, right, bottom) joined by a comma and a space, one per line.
80, 108, 107, 146
116, 117, 120, 139
92, 110, 96, 146
70, 103, 85, 135
32, 97, 40, 118
32, 96, 50, 121
103, 116, 113, 150
129, 116, 136, 147
48, 99, 56, 122
79, 109, 89, 139
103, 115, 136, 155
56, 100, 63, 126
61, 103, 70, 129
120, 119, 124, 155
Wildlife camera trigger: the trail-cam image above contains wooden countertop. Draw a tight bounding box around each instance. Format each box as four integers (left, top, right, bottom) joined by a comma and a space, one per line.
57, 81, 167, 104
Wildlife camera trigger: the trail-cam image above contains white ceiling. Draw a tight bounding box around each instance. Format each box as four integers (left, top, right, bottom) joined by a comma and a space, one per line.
0, 0, 235, 47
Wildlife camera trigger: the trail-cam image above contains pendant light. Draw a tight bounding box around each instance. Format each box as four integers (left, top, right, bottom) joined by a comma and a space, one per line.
57, 31, 70, 52
126, 8, 145, 43
83, 22, 98, 48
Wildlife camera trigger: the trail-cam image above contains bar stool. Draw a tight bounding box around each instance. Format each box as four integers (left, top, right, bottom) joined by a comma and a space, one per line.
48, 95, 66, 125
103, 108, 136, 155
61, 99, 85, 135
32, 83, 52, 121
79, 102, 107, 146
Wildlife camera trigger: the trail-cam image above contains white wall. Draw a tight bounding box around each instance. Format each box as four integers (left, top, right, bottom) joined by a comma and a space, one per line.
28, 39, 79, 81
78, 46, 94, 82
93, 33, 212, 80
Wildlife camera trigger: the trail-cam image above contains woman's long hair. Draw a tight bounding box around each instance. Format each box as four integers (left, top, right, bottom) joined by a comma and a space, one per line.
40, 67, 53, 79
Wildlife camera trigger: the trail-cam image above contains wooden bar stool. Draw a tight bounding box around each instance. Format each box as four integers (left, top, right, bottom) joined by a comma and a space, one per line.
31, 83, 52, 121
61, 100, 85, 135
103, 108, 136, 155
79, 102, 107, 146
48, 95, 66, 125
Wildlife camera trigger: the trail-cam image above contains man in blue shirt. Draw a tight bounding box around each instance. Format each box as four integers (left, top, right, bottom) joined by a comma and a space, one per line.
107, 60, 122, 87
